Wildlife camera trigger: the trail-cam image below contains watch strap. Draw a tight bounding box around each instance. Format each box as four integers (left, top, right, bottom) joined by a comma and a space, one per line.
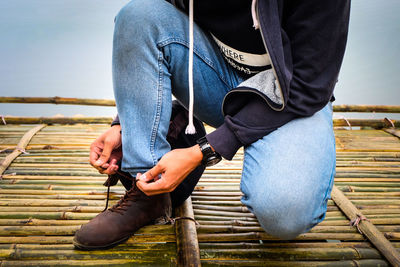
197, 136, 221, 166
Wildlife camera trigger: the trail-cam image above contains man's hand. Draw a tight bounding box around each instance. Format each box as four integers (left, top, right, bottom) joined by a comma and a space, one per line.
136, 145, 203, 196
90, 125, 122, 175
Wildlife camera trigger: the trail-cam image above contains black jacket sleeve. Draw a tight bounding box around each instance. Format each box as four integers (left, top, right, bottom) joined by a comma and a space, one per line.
207, 95, 298, 160
207, 1, 350, 160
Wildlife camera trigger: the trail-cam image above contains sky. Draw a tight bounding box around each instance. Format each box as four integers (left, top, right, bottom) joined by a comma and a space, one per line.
0, 0, 399, 118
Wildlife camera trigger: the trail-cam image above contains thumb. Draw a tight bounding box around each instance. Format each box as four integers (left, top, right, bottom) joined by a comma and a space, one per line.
139, 164, 163, 182
95, 141, 113, 166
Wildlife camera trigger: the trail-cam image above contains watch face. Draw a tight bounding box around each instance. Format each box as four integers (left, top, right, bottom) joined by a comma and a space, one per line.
206, 156, 222, 167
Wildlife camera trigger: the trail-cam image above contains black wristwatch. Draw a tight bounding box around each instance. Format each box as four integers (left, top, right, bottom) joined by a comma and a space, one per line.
196, 136, 222, 167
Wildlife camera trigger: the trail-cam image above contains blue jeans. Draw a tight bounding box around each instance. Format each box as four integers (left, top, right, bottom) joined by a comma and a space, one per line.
113, 0, 336, 239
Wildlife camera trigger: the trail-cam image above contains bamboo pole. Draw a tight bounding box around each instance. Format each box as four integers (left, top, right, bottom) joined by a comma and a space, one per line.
0, 96, 397, 112
0, 96, 115, 106
4, 242, 170, 250
196, 232, 365, 242
198, 242, 376, 249
0, 247, 385, 262
2, 116, 399, 128
2, 117, 112, 125
0, 249, 177, 261
199, 259, 389, 266
193, 205, 248, 212
0, 259, 175, 266
199, 247, 383, 260
331, 186, 400, 266
195, 225, 400, 234
0, 234, 176, 244
2, 97, 399, 113
193, 209, 256, 218
0, 193, 117, 200
0, 124, 46, 175
0, 219, 88, 226
194, 213, 400, 223
333, 105, 400, 113
0, 199, 106, 207
0, 189, 124, 196
0, 224, 174, 236
175, 197, 201, 267
196, 217, 400, 227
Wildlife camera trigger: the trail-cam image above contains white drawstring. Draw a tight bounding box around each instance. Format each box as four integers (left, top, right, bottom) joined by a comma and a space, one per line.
185, 0, 196, 134
185, 0, 257, 134
251, 0, 259, 30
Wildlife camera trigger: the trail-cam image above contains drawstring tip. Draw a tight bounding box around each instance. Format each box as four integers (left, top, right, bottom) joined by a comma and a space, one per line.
185, 124, 196, 135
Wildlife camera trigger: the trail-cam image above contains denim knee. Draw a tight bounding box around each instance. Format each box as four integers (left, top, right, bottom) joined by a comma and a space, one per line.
251, 197, 322, 240
115, 0, 174, 35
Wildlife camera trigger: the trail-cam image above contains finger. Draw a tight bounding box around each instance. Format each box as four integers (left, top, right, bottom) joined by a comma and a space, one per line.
137, 178, 169, 196
101, 163, 110, 169
102, 164, 118, 175
109, 158, 118, 168
99, 159, 119, 175
95, 140, 113, 167
100, 157, 117, 169
89, 145, 102, 167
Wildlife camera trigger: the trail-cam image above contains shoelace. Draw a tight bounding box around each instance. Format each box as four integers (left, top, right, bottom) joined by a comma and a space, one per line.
108, 184, 143, 215
103, 170, 136, 212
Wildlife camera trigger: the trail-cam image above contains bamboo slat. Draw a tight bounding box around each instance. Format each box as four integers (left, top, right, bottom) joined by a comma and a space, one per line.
385, 128, 400, 139
0, 96, 115, 106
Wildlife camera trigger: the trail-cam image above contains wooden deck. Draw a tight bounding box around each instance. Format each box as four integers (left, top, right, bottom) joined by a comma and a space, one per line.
0, 103, 400, 266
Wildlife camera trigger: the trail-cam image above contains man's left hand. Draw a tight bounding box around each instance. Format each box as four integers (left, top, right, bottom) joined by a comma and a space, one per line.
136, 145, 203, 196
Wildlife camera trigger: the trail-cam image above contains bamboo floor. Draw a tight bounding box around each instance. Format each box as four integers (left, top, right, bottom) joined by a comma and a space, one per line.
0, 123, 400, 266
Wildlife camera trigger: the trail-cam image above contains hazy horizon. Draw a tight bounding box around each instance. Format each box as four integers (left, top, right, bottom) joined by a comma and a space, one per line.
0, 0, 399, 119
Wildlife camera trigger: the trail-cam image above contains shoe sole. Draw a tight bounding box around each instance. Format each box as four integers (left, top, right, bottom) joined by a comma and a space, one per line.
73, 235, 131, 250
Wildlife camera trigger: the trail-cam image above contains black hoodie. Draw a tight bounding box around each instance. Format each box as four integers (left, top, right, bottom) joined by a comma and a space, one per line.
206, 0, 350, 159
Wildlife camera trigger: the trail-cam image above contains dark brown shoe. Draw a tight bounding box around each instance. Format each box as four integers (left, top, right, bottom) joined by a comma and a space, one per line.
73, 180, 171, 250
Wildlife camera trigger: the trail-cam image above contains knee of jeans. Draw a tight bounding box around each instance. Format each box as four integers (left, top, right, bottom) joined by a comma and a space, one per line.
251, 198, 318, 240
115, 0, 168, 31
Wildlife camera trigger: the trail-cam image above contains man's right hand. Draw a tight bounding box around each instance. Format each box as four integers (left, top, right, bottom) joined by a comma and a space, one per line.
90, 125, 122, 175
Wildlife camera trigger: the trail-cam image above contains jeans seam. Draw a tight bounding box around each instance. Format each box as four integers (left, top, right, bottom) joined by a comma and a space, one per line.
157, 37, 233, 89
149, 49, 164, 166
